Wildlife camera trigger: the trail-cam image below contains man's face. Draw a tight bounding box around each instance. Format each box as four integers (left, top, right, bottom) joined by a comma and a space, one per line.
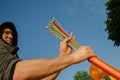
2, 28, 13, 45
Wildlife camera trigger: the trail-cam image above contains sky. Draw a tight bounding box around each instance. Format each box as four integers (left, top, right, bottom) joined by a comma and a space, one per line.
0, 0, 120, 80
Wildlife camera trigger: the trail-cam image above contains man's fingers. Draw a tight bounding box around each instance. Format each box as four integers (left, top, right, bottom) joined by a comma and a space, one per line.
63, 37, 71, 43
70, 32, 76, 40
70, 32, 73, 38
73, 36, 76, 40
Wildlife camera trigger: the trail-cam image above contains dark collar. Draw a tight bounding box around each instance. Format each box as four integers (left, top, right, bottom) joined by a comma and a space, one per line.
0, 38, 19, 55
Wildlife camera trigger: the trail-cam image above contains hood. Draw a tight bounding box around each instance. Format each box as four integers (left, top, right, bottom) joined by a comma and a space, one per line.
0, 22, 18, 46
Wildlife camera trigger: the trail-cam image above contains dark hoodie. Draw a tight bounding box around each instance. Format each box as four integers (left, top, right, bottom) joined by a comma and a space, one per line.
0, 22, 21, 80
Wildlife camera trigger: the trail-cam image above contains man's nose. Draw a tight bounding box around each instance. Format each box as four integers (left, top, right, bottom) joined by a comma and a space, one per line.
8, 33, 13, 38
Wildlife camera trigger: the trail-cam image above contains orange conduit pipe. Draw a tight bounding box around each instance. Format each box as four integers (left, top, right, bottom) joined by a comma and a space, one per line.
88, 57, 120, 79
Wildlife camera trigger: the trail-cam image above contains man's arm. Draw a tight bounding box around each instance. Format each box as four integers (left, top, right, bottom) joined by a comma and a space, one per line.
13, 55, 73, 80
41, 71, 61, 80
13, 37, 96, 80
41, 37, 73, 80
13, 37, 73, 80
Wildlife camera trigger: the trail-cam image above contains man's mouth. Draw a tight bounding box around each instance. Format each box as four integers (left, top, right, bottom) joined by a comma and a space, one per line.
6, 39, 12, 44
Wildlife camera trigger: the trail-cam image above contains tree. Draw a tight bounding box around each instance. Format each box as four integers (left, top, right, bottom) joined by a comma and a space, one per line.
105, 0, 120, 46
73, 70, 92, 80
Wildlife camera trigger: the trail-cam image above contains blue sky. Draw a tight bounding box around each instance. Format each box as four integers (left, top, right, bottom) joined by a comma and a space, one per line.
0, 0, 120, 80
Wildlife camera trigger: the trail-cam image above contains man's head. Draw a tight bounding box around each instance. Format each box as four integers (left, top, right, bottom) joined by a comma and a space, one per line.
1, 28, 13, 45
0, 22, 18, 46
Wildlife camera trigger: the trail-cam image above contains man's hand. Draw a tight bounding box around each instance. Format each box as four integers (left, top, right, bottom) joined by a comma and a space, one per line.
72, 46, 96, 64
59, 32, 75, 56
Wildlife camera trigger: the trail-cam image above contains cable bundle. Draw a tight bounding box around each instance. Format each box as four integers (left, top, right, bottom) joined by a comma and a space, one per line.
46, 18, 79, 49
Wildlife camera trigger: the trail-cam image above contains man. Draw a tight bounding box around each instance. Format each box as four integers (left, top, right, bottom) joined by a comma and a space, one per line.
0, 22, 96, 80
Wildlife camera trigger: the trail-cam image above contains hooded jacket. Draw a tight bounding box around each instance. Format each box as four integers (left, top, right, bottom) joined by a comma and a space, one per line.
0, 22, 21, 80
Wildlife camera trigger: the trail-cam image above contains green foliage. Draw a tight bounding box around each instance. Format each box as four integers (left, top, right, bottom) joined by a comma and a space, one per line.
73, 70, 92, 80
105, 0, 120, 46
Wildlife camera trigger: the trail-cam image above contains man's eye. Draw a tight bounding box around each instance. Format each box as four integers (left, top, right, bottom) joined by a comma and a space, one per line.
4, 32, 9, 34
4, 31, 13, 35
5, 32, 9, 34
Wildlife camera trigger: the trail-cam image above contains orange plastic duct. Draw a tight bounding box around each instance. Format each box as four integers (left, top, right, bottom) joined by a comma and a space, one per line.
88, 57, 120, 79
